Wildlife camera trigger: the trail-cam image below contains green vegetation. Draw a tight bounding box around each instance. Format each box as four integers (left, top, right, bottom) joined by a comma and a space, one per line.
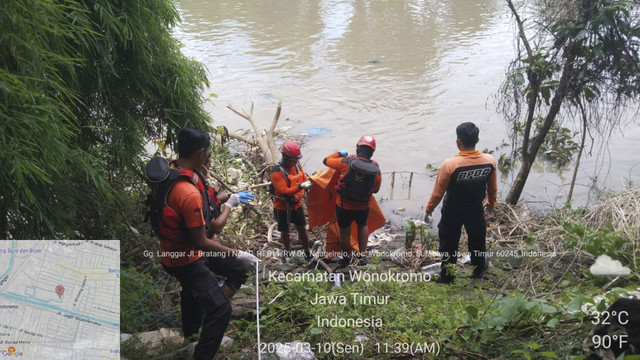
1, 0, 211, 239
501, 0, 640, 205
563, 222, 627, 260
403, 219, 433, 250
215, 271, 637, 359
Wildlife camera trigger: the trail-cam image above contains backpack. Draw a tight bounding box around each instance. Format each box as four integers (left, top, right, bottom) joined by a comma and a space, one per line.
145, 157, 212, 241
269, 162, 303, 205
207, 186, 222, 220
336, 156, 380, 203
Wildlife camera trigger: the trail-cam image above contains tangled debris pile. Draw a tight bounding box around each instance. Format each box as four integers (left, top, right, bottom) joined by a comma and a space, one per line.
582, 188, 640, 242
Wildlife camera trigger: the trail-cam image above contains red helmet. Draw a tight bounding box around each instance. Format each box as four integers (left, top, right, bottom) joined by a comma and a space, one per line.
281, 141, 302, 158
357, 135, 376, 150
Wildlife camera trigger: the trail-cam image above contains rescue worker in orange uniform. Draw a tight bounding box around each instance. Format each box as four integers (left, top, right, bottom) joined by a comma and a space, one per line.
323, 135, 381, 266
147, 127, 259, 359
270, 141, 312, 261
425, 122, 497, 283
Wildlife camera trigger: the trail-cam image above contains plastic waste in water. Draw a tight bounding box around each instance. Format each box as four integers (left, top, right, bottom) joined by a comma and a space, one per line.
302, 126, 331, 136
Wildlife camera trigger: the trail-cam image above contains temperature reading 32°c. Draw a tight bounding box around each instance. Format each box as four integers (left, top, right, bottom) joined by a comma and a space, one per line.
591, 310, 629, 325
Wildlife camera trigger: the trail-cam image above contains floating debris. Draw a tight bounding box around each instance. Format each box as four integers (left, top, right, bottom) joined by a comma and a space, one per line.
301, 126, 331, 136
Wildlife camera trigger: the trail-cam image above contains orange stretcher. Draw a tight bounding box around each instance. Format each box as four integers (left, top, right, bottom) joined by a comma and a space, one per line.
308, 168, 385, 258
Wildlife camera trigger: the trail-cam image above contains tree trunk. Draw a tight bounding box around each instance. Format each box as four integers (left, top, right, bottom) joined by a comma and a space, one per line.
566, 98, 589, 206
505, 159, 533, 205
506, 43, 577, 205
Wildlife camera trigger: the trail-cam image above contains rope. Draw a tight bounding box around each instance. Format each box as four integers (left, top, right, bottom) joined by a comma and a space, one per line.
130, 305, 180, 331
123, 271, 168, 317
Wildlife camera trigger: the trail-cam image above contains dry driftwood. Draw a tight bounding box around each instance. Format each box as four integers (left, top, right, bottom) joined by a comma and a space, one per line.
226, 101, 282, 165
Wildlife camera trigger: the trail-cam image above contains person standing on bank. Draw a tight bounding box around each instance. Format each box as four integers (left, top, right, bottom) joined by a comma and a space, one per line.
425, 122, 497, 283
146, 127, 259, 359
270, 141, 313, 261
323, 135, 381, 267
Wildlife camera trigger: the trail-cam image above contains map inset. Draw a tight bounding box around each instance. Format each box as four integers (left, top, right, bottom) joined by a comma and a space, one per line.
0, 240, 120, 358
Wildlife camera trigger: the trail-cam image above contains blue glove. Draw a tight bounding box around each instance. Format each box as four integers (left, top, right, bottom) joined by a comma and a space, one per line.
337, 150, 348, 157
236, 191, 254, 204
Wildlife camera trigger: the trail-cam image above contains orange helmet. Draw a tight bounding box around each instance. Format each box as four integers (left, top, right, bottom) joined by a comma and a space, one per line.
281, 141, 302, 158
357, 135, 376, 150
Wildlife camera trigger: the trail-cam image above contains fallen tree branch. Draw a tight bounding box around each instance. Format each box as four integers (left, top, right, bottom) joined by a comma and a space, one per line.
265, 101, 282, 159
226, 102, 282, 164
249, 182, 271, 190
228, 132, 259, 146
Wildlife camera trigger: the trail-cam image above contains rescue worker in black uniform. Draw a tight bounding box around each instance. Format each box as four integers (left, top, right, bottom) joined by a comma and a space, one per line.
425, 122, 498, 283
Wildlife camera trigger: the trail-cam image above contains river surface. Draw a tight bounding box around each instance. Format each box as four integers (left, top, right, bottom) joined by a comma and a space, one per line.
174, 0, 640, 224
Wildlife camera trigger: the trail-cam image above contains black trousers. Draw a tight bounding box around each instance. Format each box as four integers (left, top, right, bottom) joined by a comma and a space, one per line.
164, 256, 245, 359
438, 205, 487, 279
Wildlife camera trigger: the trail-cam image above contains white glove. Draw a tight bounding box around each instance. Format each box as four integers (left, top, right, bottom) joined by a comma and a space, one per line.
224, 194, 240, 209
236, 250, 260, 266
299, 180, 312, 190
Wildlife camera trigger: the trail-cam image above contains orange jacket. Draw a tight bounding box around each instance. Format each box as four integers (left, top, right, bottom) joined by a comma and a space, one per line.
426, 151, 497, 214
162, 179, 206, 267
323, 152, 381, 210
270, 162, 308, 211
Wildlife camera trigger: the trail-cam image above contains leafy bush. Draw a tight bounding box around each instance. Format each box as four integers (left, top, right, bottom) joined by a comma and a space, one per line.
562, 222, 626, 259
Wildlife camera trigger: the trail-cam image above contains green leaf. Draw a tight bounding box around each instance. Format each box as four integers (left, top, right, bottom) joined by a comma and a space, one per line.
575, 29, 588, 41
546, 318, 559, 328
465, 305, 478, 319
309, 327, 322, 335
540, 304, 557, 314
501, 295, 527, 322
540, 86, 551, 105
541, 352, 560, 359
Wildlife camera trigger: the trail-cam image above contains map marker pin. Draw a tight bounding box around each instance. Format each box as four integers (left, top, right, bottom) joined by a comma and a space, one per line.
55, 285, 64, 300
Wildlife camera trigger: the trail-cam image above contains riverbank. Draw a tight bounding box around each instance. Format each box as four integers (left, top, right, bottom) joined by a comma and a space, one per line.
122, 181, 639, 359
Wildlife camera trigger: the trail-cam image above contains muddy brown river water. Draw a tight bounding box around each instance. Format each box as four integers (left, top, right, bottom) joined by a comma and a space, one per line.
174, 0, 640, 223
